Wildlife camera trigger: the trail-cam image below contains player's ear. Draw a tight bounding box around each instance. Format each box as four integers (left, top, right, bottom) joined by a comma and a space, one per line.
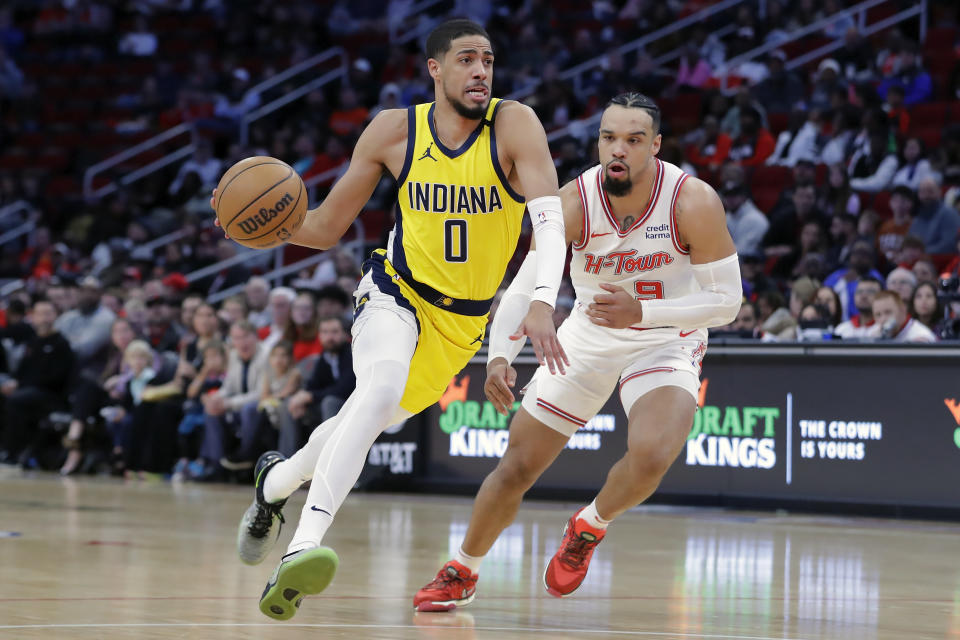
651, 134, 662, 156
427, 57, 442, 80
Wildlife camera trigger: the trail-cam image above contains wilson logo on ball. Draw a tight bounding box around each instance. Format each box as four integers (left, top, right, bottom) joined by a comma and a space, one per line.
236, 193, 295, 235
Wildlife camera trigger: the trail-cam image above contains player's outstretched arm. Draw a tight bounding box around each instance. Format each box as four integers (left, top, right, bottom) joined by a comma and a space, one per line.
289, 110, 407, 250
485, 180, 583, 414
496, 102, 568, 374
586, 177, 742, 330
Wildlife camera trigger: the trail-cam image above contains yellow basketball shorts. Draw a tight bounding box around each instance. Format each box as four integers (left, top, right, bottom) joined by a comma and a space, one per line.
353, 256, 486, 415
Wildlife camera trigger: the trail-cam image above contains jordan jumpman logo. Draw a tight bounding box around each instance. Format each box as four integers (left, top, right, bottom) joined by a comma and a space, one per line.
419, 143, 438, 162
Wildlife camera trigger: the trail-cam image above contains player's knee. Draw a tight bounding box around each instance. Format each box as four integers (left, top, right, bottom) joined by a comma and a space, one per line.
495, 453, 542, 491
626, 442, 675, 483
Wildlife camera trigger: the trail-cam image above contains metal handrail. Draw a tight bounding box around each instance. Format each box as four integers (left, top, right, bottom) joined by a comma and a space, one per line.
0, 219, 37, 249
389, 0, 452, 44
83, 122, 193, 199
84, 48, 350, 200
506, 0, 750, 101
715, 0, 912, 90
0, 279, 24, 298
784, 1, 927, 72
239, 48, 350, 145
184, 248, 264, 283
0, 199, 35, 225
546, 111, 603, 144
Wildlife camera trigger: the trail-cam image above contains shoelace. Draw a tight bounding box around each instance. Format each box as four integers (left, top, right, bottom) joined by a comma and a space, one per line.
559, 532, 598, 569
248, 504, 284, 539
425, 566, 468, 590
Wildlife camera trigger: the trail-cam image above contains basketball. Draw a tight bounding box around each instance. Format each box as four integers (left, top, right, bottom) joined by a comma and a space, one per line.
214, 156, 307, 249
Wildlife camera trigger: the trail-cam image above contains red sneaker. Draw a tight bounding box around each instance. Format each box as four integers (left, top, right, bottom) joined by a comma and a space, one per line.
543, 508, 606, 597
413, 560, 478, 612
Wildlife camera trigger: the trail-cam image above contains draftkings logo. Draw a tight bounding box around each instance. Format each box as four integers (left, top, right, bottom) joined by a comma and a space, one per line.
437, 374, 614, 458
685, 379, 779, 469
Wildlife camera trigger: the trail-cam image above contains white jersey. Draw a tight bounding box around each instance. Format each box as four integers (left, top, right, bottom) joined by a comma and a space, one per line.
569, 160, 704, 341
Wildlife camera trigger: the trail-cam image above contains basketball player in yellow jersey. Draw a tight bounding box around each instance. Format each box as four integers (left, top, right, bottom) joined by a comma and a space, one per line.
220, 19, 570, 621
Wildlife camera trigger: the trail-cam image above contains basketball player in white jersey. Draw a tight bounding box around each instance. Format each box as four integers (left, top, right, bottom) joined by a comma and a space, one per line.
414, 93, 742, 611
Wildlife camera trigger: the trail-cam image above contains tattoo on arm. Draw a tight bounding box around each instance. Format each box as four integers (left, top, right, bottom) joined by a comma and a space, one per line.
620, 216, 635, 232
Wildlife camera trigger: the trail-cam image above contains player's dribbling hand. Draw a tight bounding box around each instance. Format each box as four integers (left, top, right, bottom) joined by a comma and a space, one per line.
485, 357, 518, 416
587, 283, 643, 329
210, 188, 230, 239
513, 301, 569, 375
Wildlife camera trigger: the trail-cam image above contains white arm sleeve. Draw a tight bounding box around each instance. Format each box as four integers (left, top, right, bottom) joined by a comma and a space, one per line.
637, 253, 743, 329
487, 250, 537, 364
526, 196, 566, 308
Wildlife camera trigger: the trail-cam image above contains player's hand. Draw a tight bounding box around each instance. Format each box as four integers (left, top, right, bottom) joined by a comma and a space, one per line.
485, 357, 518, 416
587, 283, 643, 329
210, 188, 230, 239
513, 301, 568, 375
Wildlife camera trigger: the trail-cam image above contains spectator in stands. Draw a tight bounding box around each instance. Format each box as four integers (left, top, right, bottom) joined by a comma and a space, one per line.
729, 301, 761, 338
179, 302, 220, 379
849, 128, 898, 193
117, 15, 157, 57
328, 86, 368, 138
809, 59, 845, 112
788, 276, 821, 319
769, 160, 818, 219
911, 281, 944, 335
821, 105, 861, 166
245, 277, 272, 329
876, 186, 915, 262
0, 8, 25, 57
740, 252, 775, 300
168, 139, 221, 195
258, 286, 295, 344
892, 137, 939, 191
881, 85, 909, 136
283, 315, 356, 455
877, 43, 933, 107
117, 339, 182, 477
315, 284, 352, 323
200, 320, 265, 478
757, 290, 797, 340
671, 43, 712, 92
728, 106, 775, 167
796, 303, 834, 341
285, 291, 323, 363
911, 177, 960, 254
213, 67, 260, 128
752, 50, 805, 115
834, 276, 882, 338
685, 115, 731, 172
772, 220, 826, 281
815, 285, 844, 328
857, 209, 880, 246
721, 179, 768, 256
203, 240, 251, 297
721, 88, 766, 140
895, 234, 926, 270
0, 300, 75, 466
144, 294, 181, 353
218, 295, 248, 333
763, 183, 823, 256
886, 267, 917, 303
767, 108, 820, 168
174, 340, 227, 480
912, 258, 937, 285
834, 28, 874, 82
53, 275, 116, 375
824, 239, 885, 320
870, 290, 936, 342
178, 294, 203, 340
818, 165, 861, 219
222, 340, 302, 470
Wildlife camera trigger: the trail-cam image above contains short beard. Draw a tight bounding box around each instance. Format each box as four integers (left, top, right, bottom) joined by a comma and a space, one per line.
602, 174, 633, 198
444, 86, 487, 120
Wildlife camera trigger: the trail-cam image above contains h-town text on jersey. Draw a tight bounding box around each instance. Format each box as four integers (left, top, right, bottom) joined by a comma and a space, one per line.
582, 249, 674, 275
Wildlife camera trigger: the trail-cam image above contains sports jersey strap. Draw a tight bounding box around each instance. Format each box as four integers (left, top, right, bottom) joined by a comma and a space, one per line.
365, 250, 494, 317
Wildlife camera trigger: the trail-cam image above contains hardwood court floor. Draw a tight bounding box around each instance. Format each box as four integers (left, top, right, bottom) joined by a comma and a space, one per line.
1, 470, 960, 640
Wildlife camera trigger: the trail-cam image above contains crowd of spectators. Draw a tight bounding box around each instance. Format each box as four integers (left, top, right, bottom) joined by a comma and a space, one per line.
1, 1, 960, 477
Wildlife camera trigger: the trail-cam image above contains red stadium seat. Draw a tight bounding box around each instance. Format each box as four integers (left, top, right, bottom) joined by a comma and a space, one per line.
909, 102, 948, 130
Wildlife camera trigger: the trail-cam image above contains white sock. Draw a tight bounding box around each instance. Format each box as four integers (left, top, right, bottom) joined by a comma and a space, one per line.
577, 499, 611, 530
454, 547, 483, 574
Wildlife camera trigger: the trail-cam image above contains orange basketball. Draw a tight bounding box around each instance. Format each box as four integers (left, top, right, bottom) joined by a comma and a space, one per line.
214, 156, 307, 249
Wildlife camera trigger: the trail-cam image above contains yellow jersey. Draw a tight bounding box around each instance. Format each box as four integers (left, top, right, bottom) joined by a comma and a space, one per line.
389, 98, 526, 305
358, 98, 526, 414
